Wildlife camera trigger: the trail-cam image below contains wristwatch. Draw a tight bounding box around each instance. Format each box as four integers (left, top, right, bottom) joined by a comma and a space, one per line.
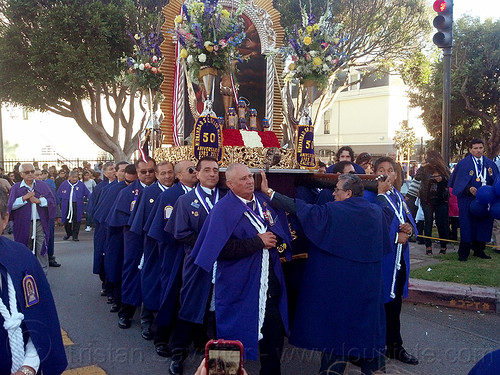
266, 188, 274, 197
19, 367, 36, 375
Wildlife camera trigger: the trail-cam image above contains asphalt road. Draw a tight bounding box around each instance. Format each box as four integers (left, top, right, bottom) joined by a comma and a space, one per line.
33, 227, 500, 375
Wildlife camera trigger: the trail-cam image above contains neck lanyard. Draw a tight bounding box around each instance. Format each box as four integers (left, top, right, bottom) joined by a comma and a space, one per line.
473, 156, 486, 185
195, 185, 219, 215
384, 189, 405, 224
241, 196, 267, 227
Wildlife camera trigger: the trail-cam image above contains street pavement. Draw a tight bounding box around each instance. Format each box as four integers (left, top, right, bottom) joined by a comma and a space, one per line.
12, 226, 500, 375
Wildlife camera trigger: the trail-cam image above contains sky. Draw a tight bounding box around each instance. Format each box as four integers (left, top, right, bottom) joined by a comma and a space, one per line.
453, 0, 500, 21
1, 1, 499, 163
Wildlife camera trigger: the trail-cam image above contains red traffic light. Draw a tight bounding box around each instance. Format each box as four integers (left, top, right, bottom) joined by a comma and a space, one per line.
433, 0, 447, 13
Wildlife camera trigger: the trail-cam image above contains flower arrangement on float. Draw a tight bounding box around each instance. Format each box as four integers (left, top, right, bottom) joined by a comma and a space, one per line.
174, 0, 246, 84
122, 31, 164, 91
283, 8, 344, 89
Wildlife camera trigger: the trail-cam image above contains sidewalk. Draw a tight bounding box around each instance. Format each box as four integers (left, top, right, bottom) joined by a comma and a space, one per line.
407, 240, 500, 313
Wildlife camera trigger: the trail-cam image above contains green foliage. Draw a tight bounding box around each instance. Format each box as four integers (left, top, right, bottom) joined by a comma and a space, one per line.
0, 0, 168, 159
403, 16, 500, 159
393, 120, 417, 158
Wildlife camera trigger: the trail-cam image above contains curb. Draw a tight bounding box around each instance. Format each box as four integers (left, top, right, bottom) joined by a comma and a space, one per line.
407, 278, 499, 313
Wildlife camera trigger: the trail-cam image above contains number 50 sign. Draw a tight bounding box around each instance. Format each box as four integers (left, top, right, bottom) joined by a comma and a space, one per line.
193, 115, 224, 162
295, 125, 316, 169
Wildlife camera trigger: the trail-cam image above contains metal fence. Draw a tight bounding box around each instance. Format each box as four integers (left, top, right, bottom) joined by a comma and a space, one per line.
0, 158, 112, 173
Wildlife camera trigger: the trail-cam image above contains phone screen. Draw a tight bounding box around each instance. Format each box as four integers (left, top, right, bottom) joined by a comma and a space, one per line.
206, 340, 243, 375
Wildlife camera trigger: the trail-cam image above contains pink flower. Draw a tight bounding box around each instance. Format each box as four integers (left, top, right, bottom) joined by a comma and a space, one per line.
305, 53, 311, 61
292, 55, 299, 62
321, 42, 329, 49
186, 33, 193, 40
219, 39, 227, 48
152, 56, 158, 63
213, 45, 219, 51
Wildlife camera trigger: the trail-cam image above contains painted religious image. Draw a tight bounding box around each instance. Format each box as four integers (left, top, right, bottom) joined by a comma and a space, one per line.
184, 12, 265, 137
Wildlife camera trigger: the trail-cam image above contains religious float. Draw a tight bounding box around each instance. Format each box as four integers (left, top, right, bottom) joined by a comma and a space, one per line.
140, 0, 379, 194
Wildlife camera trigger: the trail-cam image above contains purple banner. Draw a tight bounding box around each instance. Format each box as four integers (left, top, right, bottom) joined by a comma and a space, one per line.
193, 115, 223, 162
295, 125, 316, 169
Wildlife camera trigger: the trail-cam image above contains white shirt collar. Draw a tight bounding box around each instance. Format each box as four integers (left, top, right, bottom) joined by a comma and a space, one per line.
20, 180, 35, 189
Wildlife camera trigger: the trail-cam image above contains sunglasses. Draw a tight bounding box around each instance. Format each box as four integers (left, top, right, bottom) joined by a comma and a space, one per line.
23, 170, 35, 174
188, 167, 196, 174
139, 169, 155, 175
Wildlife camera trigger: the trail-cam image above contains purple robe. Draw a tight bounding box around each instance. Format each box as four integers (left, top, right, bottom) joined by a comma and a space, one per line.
290, 197, 391, 357
57, 180, 91, 223
7, 180, 56, 256
449, 155, 499, 242
0, 237, 67, 375
192, 190, 292, 360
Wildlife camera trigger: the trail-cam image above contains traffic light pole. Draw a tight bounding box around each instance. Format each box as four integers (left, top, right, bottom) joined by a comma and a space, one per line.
441, 47, 451, 166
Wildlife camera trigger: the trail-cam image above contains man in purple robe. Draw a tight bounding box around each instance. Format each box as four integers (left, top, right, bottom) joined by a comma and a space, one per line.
1, 189, 67, 375
57, 170, 91, 241
192, 163, 292, 375
264, 172, 393, 374
7, 163, 56, 274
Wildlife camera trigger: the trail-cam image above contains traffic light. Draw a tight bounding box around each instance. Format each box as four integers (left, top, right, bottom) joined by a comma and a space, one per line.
432, 0, 453, 48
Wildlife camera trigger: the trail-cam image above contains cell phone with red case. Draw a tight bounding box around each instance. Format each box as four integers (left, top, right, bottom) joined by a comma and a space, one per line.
205, 339, 244, 375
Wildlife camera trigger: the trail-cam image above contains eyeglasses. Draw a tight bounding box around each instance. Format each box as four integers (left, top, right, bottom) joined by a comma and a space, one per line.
188, 167, 196, 174
334, 188, 346, 193
23, 170, 35, 174
139, 169, 155, 175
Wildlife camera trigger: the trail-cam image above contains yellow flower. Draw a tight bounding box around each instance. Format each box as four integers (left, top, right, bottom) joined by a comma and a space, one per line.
313, 23, 320, 31
204, 41, 214, 52
221, 9, 230, 18
288, 63, 296, 71
313, 57, 322, 67
134, 34, 140, 40
304, 36, 312, 45
333, 37, 340, 45
174, 15, 183, 24
306, 26, 313, 34
180, 48, 188, 59
196, 2, 204, 12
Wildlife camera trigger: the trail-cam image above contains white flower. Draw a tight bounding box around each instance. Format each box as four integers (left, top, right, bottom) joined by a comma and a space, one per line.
310, 51, 317, 57
139, 63, 145, 71
198, 53, 207, 63
187, 55, 194, 65
133, 63, 139, 69
326, 56, 332, 62
322, 64, 329, 71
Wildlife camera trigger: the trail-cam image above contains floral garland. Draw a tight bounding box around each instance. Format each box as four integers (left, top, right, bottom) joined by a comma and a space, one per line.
122, 31, 164, 92
174, 0, 246, 84
282, 8, 344, 89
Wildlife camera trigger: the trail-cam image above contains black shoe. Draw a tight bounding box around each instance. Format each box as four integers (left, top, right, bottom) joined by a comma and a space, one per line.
49, 260, 61, 267
107, 296, 115, 304
155, 344, 172, 358
63, 235, 70, 240
73, 238, 79, 242
458, 256, 468, 262
387, 348, 419, 365
141, 326, 153, 340
118, 316, 131, 329
110, 303, 120, 313
474, 252, 491, 259
169, 360, 183, 375
100, 289, 107, 296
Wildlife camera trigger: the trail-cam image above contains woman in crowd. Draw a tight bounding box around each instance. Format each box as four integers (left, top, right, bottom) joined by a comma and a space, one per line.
414, 150, 450, 255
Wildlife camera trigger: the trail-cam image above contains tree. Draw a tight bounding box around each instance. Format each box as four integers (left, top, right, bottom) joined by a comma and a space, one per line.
403, 17, 500, 159
0, 0, 166, 160
274, 0, 431, 144
393, 120, 417, 161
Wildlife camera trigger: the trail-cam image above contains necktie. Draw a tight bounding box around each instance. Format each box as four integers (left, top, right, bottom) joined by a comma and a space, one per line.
477, 159, 482, 172
247, 201, 255, 211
